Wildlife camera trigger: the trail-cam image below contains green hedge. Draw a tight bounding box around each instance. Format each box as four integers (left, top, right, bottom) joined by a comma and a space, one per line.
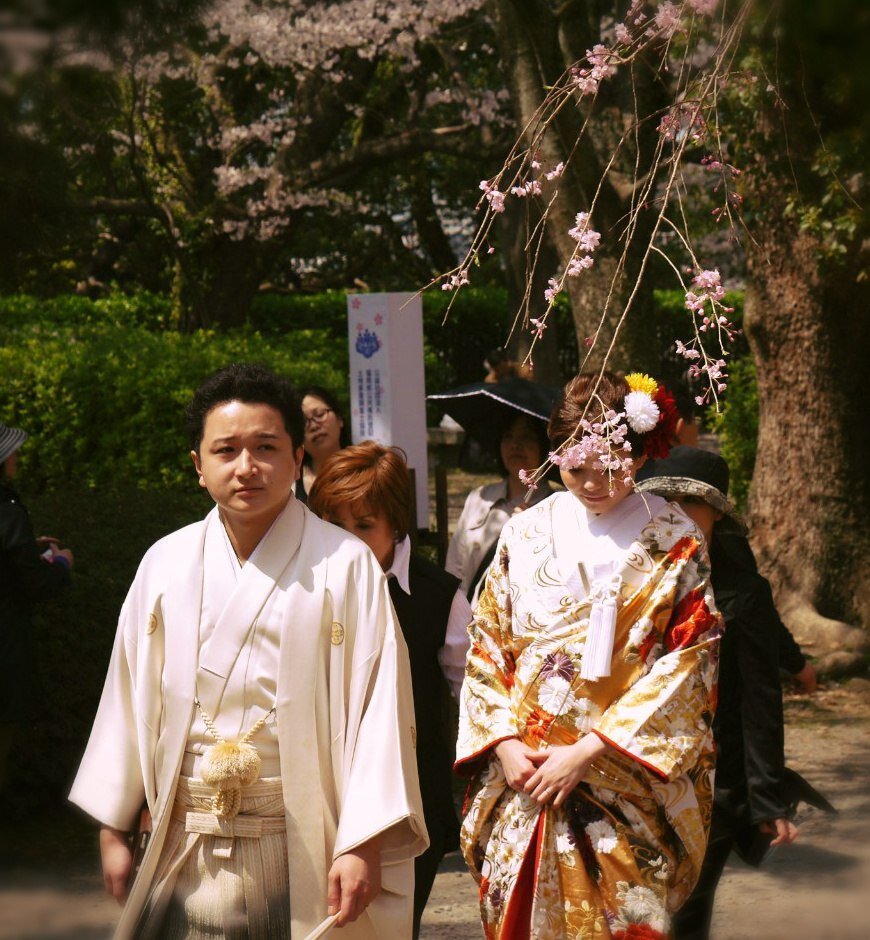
1, 287, 758, 495
0, 288, 527, 473
710, 355, 759, 510
0, 290, 174, 331
1, 323, 346, 489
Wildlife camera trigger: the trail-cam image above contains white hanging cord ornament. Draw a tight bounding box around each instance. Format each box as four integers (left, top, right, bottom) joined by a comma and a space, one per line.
195, 699, 276, 819
581, 570, 622, 681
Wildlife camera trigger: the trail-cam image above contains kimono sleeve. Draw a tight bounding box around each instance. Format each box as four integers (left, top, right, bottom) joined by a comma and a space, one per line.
333, 553, 428, 864
68, 576, 146, 831
594, 541, 722, 782
454, 536, 521, 772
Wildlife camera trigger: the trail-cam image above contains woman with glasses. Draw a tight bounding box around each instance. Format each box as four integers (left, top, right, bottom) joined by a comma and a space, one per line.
297, 386, 351, 503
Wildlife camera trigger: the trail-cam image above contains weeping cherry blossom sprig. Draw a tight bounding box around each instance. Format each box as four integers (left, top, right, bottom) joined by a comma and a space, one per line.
518, 395, 635, 498
678, 268, 739, 406
425, 0, 755, 410
517, 375, 670, 498
701, 153, 744, 224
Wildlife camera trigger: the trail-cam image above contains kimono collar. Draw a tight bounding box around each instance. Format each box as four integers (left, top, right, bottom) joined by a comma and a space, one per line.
552, 490, 664, 598
197, 496, 305, 714
385, 535, 412, 596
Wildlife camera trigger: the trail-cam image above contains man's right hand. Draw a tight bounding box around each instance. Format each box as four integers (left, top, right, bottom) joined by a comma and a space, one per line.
494, 738, 539, 791
99, 826, 133, 903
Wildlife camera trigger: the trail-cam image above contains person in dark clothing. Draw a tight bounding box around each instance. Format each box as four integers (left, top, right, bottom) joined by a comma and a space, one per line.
0, 422, 74, 788
637, 397, 817, 694
716, 533, 818, 692
308, 441, 471, 938
638, 446, 798, 939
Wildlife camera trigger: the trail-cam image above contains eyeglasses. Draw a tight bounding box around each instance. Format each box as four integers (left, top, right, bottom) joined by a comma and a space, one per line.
304, 407, 333, 428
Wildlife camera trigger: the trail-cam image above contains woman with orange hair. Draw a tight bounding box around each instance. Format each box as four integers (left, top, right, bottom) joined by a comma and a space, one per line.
309, 442, 471, 938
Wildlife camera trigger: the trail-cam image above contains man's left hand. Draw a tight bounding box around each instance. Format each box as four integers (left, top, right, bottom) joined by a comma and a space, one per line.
327, 835, 381, 926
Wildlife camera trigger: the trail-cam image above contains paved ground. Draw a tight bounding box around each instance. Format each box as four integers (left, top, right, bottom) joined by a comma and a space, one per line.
2, 471, 868, 939
2, 682, 867, 940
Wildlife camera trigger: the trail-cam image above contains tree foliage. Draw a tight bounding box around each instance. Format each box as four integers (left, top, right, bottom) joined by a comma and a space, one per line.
0, 1, 516, 327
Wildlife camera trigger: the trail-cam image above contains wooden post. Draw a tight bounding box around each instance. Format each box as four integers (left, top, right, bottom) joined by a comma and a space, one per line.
435, 464, 449, 567
408, 467, 419, 553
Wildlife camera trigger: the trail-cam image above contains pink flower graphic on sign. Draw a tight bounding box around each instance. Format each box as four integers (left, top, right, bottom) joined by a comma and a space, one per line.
374, 313, 384, 325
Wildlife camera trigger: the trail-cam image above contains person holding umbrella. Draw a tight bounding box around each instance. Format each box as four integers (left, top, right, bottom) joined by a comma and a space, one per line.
431, 378, 558, 603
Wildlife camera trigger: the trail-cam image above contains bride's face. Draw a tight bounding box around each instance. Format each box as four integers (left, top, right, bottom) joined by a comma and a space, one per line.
559, 455, 644, 516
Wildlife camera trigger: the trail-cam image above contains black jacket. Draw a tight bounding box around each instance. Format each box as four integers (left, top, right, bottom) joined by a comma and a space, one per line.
710, 534, 789, 825
716, 534, 806, 674
388, 554, 461, 847
0, 481, 70, 723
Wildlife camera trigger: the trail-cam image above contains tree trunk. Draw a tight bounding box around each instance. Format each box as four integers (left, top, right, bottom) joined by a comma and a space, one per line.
172, 236, 274, 330
497, 196, 565, 384
744, 226, 870, 647
488, 0, 665, 375
734, 0, 870, 654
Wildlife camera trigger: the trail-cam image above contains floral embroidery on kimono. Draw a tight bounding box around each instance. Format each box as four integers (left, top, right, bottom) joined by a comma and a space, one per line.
456, 493, 721, 940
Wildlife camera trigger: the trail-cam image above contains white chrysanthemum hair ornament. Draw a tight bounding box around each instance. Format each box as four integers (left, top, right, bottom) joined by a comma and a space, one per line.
518, 371, 679, 495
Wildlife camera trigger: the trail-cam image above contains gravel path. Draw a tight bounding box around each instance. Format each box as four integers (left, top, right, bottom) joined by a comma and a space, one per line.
2, 683, 866, 940
2, 471, 867, 939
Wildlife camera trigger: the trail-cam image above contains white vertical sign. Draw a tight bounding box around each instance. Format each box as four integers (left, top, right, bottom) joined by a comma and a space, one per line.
347, 292, 429, 527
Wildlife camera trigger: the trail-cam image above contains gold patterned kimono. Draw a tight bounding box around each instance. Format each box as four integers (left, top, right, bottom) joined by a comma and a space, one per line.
456, 491, 721, 940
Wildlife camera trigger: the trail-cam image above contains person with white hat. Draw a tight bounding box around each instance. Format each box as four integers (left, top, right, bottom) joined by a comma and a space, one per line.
0, 422, 74, 789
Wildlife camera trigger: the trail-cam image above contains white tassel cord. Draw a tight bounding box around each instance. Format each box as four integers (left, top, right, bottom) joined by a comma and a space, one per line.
580, 577, 621, 681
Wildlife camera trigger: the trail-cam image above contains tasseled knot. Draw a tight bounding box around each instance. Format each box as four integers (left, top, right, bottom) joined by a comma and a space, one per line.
200, 741, 262, 819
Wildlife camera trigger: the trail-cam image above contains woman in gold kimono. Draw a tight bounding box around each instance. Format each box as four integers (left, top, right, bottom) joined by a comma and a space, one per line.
456, 372, 722, 940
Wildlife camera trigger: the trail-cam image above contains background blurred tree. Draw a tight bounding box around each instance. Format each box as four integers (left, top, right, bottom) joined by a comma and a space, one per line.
724, 0, 869, 650
0, 1, 513, 329
484, 0, 671, 373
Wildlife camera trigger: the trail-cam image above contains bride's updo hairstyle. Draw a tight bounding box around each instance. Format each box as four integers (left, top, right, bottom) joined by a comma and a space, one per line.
548, 371, 645, 457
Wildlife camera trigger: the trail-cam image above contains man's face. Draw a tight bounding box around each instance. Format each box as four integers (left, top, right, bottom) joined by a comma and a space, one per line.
191, 401, 303, 529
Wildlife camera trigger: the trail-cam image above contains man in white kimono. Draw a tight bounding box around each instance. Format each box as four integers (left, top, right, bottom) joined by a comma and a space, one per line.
70, 363, 428, 939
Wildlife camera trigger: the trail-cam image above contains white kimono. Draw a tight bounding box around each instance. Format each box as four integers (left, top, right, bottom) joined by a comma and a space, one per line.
70, 497, 428, 939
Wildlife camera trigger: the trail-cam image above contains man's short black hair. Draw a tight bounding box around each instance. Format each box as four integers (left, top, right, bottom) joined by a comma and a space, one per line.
186, 363, 304, 451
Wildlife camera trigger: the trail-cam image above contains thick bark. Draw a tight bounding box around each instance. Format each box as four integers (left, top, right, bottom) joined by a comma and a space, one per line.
497, 196, 563, 384
736, 0, 870, 649
744, 226, 870, 644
